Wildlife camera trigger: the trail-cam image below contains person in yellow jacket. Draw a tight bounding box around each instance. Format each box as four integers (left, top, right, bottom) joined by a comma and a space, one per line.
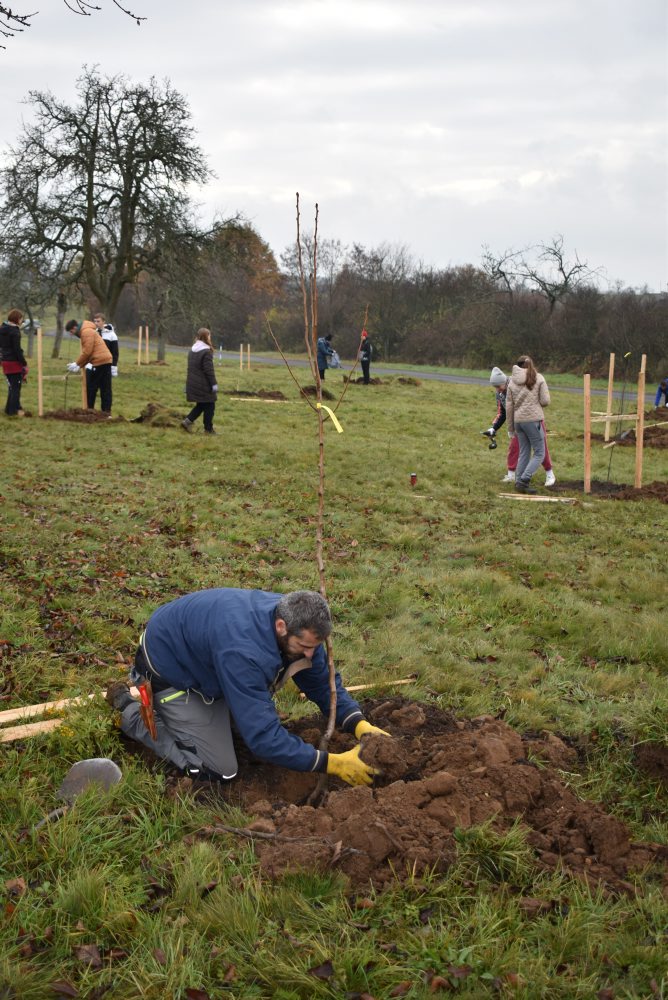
65, 319, 113, 412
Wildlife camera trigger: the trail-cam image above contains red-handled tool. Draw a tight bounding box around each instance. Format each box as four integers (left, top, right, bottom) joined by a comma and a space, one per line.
137, 680, 157, 741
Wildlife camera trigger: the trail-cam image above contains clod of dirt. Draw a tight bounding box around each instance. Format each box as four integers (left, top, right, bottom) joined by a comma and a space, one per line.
359, 733, 407, 782
131, 402, 184, 427
396, 376, 421, 386
188, 698, 666, 893
634, 743, 668, 786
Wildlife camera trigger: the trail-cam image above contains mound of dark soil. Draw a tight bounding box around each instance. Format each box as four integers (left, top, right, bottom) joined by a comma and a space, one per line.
396, 376, 421, 386
554, 480, 668, 503
131, 402, 184, 427
344, 376, 384, 385
185, 699, 666, 893
43, 408, 124, 424
223, 389, 287, 401
301, 385, 335, 401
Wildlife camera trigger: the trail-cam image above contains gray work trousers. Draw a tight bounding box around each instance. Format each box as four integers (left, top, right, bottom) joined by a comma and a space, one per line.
119, 672, 238, 779
515, 420, 546, 484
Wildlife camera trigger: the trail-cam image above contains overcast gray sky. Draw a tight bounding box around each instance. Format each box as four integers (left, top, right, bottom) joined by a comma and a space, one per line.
2, 0, 666, 290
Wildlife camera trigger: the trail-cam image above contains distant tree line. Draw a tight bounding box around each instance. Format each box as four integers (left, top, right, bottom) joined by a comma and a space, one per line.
0, 70, 664, 377
270, 237, 667, 379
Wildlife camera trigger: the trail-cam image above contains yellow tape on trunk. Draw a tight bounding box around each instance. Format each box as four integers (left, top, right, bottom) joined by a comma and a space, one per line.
316, 403, 343, 433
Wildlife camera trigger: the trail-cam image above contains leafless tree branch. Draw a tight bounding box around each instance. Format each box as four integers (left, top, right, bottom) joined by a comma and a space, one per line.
0, 0, 144, 48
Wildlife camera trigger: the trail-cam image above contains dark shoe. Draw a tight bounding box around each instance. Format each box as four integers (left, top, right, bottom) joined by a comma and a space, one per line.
105, 680, 135, 712
515, 480, 537, 495
181, 418, 193, 432
204, 428, 217, 435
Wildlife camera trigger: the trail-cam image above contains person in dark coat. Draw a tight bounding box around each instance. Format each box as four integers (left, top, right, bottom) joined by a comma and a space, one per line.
0, 309, 28, 416
182, 328, 218, 434
359, 329, 373, 384
316, 333, 334, 379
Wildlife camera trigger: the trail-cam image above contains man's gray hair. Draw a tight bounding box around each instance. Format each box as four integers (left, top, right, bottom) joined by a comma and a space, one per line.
276, 591, 332, 640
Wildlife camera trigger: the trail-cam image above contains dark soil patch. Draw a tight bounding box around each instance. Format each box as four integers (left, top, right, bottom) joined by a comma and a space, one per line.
553, 480, 668, 503
396, 376, 421, 386
180, 698, 666, 893
634, 743, 668, 786
43, 408, 124, 424
222, 389, 287, 401
591, 409, 668, 449
344, 376, 384, 385
301, 385, 335, 401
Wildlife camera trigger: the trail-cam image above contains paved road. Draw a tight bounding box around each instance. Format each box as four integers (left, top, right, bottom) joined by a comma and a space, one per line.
35, 329, 636, 399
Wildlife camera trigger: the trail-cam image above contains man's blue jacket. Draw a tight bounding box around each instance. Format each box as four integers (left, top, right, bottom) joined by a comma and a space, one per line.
143, 588, 364, 772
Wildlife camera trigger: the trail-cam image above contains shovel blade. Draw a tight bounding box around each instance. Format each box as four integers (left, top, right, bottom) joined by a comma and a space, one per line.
56, 758, 122, 804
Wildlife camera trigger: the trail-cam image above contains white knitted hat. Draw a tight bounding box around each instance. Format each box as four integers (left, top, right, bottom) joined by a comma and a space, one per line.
489, 366, 507, 386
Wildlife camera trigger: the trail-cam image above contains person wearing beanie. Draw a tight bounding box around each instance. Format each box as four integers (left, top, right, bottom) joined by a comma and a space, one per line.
483, 366, 556, 487
359, 329, 373, 384
505, 355, 551, 494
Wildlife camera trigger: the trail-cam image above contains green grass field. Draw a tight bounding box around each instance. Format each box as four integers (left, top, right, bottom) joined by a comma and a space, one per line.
1, 354, 666, 998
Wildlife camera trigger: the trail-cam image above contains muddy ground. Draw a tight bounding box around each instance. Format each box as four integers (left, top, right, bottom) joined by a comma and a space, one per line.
179, 698, 667, 894
552, 480, 668, 503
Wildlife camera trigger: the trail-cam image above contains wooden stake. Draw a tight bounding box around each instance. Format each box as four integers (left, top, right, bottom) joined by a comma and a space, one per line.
635, 354, 646, 488
247, 343, 251, 371
604, 353, 615, 442
584, 373, 591, 494
299, 677, 417, 700
239, 343, 243, 371
37, 325, 44, 417
145, 324, 150, 365
81, 368, 88, 409
137, 326, 143, 367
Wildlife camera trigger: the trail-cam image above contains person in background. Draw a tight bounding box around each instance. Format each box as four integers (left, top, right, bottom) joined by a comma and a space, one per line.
360, 329, 373, 384
484, 366, 556, 487
93, 312, 119, 378
505, 355, 551, 495
105, 588, 386, 786
65, 318, 113, 412
316, 333, 334, 380
182, 327, 218, 435
654, 376, 668, 407
0, 309, 27, 416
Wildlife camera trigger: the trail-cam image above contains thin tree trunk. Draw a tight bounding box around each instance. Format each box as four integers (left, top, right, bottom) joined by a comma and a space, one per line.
51, 291, 67, 359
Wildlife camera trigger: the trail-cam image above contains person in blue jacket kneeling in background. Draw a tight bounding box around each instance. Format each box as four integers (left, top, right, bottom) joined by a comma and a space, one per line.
106, 589, 386, 786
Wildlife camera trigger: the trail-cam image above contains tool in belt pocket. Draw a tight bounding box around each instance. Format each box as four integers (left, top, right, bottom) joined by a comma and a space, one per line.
138, 679, 158, 740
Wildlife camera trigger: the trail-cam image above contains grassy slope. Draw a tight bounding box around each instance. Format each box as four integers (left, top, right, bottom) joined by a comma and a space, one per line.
0, 356, 666, 998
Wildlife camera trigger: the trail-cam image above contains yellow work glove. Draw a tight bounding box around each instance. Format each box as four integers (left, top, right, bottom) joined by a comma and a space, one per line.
326, 745, 379, 786
355, 719, 390, 740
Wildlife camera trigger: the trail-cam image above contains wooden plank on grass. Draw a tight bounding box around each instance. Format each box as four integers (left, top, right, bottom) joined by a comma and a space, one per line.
0, 694, 96, 725
0, 688, 139, 726
0, 718, 64, 743
498, 493, 577, 503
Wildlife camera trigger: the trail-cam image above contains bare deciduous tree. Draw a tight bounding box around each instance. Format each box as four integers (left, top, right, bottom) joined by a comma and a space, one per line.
0, 69, 210, 322
483, 235, 597, 315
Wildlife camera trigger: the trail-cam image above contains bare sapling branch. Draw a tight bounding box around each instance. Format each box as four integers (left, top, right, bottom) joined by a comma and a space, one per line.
334, 302, 369, 413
